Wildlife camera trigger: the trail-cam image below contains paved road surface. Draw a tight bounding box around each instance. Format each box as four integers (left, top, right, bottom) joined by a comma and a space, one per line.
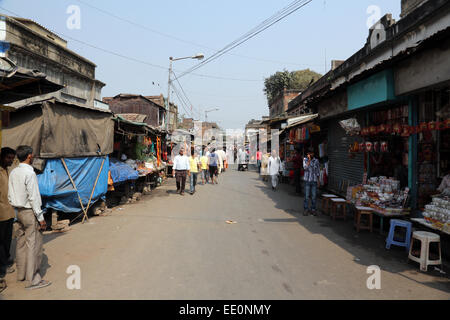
1, 168, 449, 299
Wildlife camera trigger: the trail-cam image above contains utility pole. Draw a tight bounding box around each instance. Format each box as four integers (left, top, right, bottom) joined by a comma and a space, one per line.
166, 57, 173, 132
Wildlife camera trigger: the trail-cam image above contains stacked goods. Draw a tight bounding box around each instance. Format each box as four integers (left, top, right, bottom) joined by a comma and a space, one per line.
347, 176, 409, 214
423, 195, 450, 232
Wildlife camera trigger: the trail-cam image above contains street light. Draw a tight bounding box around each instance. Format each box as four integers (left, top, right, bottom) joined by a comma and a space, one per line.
205, 107, 219, 122
166, 53, 204, 131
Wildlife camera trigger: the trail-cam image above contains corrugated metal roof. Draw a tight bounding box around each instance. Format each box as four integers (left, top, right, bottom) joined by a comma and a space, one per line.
286, 114, 318, 129
117, 113, 148, 123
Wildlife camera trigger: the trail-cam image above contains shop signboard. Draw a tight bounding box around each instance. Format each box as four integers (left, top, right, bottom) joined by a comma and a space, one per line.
347, 69, 396, 111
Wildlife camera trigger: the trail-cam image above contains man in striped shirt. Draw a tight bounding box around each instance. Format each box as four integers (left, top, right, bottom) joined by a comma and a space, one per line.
303, 147, 320, 216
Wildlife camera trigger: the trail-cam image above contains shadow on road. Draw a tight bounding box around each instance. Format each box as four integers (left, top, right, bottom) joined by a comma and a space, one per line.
252, 173, 450, 294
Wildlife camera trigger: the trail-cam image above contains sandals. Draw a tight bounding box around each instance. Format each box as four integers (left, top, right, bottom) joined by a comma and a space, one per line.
26, 280, 52, 290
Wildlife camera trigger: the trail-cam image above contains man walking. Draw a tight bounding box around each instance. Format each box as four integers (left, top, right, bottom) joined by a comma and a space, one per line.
208, 148, 219, 184
303, 147, 320, 216
0, 148, 16, 291
8, 146, 51, 290
256, 149, 262, 173
200, 151, 209, 185
172, 148, 190, 196
189, 150, 200, 195
268, 150, 281, 191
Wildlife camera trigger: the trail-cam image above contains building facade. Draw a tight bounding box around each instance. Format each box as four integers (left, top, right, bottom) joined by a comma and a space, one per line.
103, 94, 166, 128
0, 15, 106, 108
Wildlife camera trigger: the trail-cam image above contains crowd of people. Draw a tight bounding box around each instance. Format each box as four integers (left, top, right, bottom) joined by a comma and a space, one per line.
0, 146, 51, 293
172, 147, 228, 195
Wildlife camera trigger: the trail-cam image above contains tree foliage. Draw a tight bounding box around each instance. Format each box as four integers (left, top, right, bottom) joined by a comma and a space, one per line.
263, 69, 322, 104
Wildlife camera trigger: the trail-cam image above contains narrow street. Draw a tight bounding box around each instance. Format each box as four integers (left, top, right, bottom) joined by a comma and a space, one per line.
1, 167, 449, 300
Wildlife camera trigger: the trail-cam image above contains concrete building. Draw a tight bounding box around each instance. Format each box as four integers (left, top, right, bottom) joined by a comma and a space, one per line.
103, 94, 166, 128
0, 15, 106, 109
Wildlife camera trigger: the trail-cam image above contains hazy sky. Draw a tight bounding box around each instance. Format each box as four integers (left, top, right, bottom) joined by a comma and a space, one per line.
1, 0, 401, 129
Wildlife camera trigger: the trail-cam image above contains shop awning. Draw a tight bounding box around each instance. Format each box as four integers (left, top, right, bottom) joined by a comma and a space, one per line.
286, 114, 319, 129
0, 64, 64, 104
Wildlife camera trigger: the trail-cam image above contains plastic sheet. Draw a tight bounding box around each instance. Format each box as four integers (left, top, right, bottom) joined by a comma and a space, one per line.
37, 157, 109, 213
109, 158, 139, 184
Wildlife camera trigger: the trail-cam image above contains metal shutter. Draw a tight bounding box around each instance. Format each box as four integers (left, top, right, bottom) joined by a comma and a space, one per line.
327, 114, 365, 195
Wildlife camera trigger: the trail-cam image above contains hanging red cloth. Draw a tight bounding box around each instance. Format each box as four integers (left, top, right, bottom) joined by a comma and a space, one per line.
157, 137, 161, 166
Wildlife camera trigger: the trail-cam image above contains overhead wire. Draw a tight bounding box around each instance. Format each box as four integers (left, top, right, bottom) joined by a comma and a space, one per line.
74, 0, 322, 68
0, 6, 260, 82
176, 0, 313, 80
171, 70, 202, 119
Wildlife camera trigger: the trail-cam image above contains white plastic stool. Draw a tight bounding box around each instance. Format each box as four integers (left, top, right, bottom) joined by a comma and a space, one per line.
408, 231, 442, 272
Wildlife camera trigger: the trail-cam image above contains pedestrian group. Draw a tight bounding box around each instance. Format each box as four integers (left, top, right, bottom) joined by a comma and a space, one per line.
0, 146, 51, 292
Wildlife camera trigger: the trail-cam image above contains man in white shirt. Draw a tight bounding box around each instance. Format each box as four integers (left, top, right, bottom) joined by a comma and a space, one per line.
8, 146, 51, 290
172, 148, 190, 195
268, 150, 281, 191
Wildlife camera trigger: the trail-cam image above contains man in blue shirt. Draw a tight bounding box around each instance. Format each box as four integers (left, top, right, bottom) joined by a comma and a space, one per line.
303, 147, 320, 216
208, 149, 219, 184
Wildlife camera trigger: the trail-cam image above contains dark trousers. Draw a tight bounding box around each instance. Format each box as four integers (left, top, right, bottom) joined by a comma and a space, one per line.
175, 170, 187, 193
0, 218, 14, 276
294, 169, 302, 193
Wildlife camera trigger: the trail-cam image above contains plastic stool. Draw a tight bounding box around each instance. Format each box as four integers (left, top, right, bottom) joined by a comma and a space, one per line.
408, 231, 442, 272
385, 219, 412, 251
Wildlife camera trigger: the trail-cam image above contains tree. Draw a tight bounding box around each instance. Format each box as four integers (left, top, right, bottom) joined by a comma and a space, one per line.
264, 69, 322, 104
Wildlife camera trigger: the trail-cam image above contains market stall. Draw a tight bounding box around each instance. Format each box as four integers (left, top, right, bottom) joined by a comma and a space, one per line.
346, 176, 411, 234
1, 98, 113, 221
108, 114, 167, 205
282, 114, 328, 188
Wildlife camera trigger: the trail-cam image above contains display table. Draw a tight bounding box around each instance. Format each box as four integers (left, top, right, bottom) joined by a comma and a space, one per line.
370, 208, 410, 235
411, 218, 450, 236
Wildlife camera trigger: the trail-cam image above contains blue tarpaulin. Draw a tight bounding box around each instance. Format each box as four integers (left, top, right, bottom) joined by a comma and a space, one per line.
109, 158, 139, 184
38, 157, 109, 213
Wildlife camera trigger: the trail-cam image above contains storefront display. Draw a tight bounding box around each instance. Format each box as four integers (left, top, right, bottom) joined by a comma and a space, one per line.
347, 176, 410, 215
422, 194, 450, 233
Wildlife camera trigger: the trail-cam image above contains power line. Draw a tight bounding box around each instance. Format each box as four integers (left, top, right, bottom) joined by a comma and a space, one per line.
176, 0, 313, 80
171, 83, 195, 118
0, 6, 261, 82
75, 0, 322, 68
171, 70, 202, 118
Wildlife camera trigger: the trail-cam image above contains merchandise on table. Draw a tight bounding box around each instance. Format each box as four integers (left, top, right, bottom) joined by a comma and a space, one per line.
422, 194, 450, 232
347, 176, 409, 214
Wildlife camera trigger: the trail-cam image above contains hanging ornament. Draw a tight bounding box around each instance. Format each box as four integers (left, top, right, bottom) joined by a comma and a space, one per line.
445, 119, 450, 129
381, 141, 388, 153
365, 141, 373, 152
374, 141, 380, 153
359, 142, 366, 152
393, 123, 402, 134
385, 123, 393, 134
401, 125, 411, 137
428, 121, 437, 131
419, 122, 428, 132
